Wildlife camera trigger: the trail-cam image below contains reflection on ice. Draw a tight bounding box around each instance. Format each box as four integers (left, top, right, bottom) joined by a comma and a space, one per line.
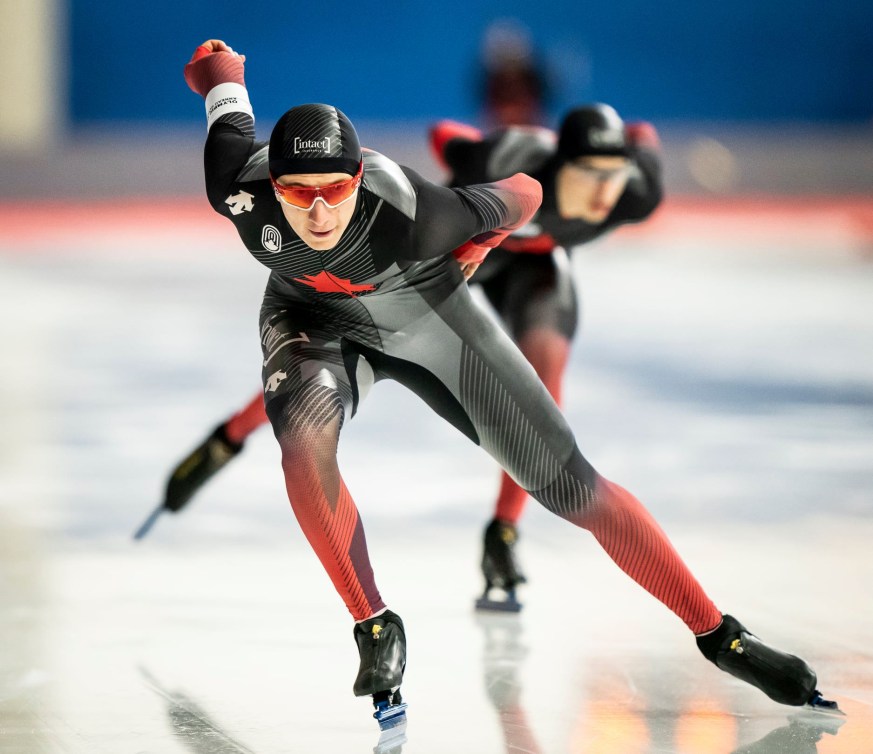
474, 611, 854, 753
476, 612, 543, 754
141, 668, 257, 754
732, 712, 845, 754
374, 719, 408, 754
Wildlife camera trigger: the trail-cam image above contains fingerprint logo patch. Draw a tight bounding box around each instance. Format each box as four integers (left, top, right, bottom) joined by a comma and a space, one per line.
262, 225, 282, 252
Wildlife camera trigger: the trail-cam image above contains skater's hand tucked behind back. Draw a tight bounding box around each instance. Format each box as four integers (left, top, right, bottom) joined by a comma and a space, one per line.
459, 261, 480, 281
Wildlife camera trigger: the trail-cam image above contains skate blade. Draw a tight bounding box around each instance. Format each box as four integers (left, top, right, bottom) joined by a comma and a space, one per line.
132, 505, 165, 540
475, 588, 522, 613
373, 700, 408, 731
475, 597, 522, 613
804, 691, 846, 717
373, 715, 407, 753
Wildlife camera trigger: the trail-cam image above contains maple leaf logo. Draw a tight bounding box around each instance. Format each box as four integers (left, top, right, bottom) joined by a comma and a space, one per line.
293, 270, 377, 297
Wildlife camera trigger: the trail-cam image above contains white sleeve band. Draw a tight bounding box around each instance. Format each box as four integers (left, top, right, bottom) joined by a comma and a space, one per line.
205, 82, 254, 130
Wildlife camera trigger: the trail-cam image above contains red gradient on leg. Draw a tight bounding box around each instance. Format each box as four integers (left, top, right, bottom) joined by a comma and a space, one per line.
494, 329, 570, 524
586, 476, 722, 635
277, 396, 385, 620
493, 473, 529, 524
224, 391, 269, 445
516, 329, 569, 406
282, 452, 385, 620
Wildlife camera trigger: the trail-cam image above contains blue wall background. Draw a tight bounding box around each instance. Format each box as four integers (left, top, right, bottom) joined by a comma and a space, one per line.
69, 0, 873, 128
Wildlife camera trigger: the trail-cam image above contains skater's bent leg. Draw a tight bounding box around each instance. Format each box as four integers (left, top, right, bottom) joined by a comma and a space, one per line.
266, 384, 385, 621
530, 445, 722, 635
224, 391, 269, 445
492, 473, 528, 525
516, 327, 570, 407
494, 327, 570, 524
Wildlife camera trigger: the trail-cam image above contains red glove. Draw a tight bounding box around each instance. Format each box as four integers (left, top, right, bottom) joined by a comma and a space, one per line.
184, 40, 246, 97
624, 121, 661, 151
429, 120, 483, 169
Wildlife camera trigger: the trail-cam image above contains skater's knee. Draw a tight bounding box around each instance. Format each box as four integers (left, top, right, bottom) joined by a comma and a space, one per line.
265, 383, 344, 457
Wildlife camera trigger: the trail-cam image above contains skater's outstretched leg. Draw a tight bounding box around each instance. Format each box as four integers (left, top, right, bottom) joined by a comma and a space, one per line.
530, 454, 838, 708
547, 468, 724, 635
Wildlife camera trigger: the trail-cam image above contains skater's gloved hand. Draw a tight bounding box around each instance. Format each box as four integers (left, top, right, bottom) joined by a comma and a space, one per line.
184, 39, 246, 97
624, 121, 661, 151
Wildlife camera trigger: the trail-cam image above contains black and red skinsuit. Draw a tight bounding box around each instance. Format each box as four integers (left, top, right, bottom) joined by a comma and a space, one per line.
189, 51, 720, 635
430, 119, 663, 523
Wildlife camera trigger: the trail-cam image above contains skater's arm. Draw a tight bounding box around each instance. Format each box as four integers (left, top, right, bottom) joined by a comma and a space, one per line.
403, 167, 542, 264
184, 40, 264, 213
428, 120, 485, 174
449, 174, 544, 266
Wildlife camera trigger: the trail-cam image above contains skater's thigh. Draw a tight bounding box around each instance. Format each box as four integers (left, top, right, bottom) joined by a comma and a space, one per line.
259, 309, 373, 425
374, 282, 576, 491
496, 250, 579, 342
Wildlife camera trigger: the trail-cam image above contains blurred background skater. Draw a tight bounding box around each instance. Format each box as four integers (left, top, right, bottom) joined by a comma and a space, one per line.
429, 103, 663, 610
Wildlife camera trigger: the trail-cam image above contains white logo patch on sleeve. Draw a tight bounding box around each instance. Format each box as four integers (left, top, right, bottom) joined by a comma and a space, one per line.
226, 191, 254, 215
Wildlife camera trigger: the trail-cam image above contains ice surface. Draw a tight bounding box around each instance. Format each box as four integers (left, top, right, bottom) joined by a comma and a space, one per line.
1, 218, 871, 753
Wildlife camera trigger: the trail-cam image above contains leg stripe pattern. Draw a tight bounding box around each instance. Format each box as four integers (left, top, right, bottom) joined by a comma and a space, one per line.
267, 383, 384, 620
460, 345, 564, 492
460, 343, 720, 634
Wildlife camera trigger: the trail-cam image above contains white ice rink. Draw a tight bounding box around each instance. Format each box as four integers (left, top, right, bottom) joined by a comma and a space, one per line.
1, 211, 872, 753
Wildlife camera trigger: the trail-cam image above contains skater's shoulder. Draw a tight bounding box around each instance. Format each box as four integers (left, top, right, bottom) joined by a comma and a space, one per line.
361, 149, 417, 220
486, 126, 556, 178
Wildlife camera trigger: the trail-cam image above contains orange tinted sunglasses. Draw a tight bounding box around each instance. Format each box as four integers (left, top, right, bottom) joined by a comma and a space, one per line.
271, 162, 363, 210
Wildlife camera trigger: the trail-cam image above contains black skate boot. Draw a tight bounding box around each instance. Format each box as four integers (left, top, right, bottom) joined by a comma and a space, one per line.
697, 614, 842, 713
353, 610, 408, 731
475, 518, 527, 613
133, 424, 243, 539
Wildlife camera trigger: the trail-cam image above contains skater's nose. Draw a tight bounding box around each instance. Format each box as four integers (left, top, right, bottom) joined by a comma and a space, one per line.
307, 200, 333, 227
